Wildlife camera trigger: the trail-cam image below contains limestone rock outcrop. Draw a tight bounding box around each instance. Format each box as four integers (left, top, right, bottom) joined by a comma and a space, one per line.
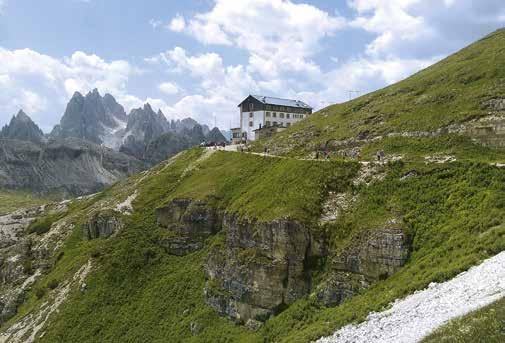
82, 210, 124, 240
155, 198, 410, 325
156, 199, 221, 255
0, 203, 73, 324
204, 215, 319, 324
316, 225, 410, 307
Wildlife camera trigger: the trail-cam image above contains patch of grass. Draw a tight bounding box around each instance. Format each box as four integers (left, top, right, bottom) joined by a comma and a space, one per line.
422, 296, 505, 343
27, 215, 57, 235
0, 190, 51, 215
171, 151, 359, 224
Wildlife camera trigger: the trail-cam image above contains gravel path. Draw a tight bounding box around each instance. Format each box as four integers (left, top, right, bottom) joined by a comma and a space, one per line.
317, 251, 505, 343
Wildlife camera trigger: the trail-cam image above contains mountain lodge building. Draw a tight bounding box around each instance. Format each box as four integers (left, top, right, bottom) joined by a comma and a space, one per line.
235, 95, 312, 142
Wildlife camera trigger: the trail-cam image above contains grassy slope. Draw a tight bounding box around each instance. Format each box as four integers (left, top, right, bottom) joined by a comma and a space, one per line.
0, 190, 51, 215
423, 296, 505, 343
5, 149, 502, 343
252, 29, 505, 158
26, 149, 357, 343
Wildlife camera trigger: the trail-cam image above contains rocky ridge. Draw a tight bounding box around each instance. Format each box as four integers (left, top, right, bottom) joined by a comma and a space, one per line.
0, 137, 143, 196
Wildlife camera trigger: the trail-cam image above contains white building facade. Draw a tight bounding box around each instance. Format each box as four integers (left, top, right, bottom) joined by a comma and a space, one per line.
238, 95, 312, 141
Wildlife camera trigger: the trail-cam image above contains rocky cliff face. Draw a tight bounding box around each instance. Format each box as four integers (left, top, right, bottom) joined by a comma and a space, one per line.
0, 138, 143, 196
82, 210, 124, 240
156, 198, 410, 327
1, 110, 44, 144
156, 199, 221, 256
204, 215, 317, 327
119, 105, 170, 160
316, 224, 410, 307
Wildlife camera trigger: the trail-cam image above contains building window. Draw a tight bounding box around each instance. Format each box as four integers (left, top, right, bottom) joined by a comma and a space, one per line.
249, 112, 253, 118
266, 112, 271, 117
249, 121, 253, 127
286, 122, 291, 127
279, 113, 284, 118
266, 121, 271, 126
286, 113, 290, 119
273, 121, 277, 126
249, 103, 254, 111
273, 112, 277, 118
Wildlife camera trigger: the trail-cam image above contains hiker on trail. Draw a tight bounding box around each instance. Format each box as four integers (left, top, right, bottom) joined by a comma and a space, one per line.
315, 151, 319, 160
264, 146, 268, 155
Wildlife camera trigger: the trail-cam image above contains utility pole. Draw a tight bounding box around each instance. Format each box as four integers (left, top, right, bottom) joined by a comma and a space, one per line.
347, 90, 360, 101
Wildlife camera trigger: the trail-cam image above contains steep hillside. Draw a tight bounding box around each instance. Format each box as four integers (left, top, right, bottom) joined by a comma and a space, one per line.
1, 30, 505, 343
0, 138, 143, 196
0, 148, 504, 342
253, 29, 505, 161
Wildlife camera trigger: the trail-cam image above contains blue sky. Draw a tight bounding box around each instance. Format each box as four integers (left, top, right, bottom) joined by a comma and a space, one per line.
1, 0, 505, 132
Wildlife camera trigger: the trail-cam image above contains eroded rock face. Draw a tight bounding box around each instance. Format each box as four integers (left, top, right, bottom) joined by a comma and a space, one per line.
155, 198, 410, 325
82, 211, 123, 240
155, 199, 221, 255
204, 215, 319, 324
0, 203, 73, 324
316, 225, 410, 307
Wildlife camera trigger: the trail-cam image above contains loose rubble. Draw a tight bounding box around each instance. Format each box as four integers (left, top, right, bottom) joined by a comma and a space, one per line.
317, 251, 505, 343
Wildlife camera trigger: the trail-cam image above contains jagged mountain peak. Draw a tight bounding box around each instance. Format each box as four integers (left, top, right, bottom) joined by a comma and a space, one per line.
14, 109, 31, 122
1, 109, 44, 144
87, 88, 100, 97
71, 91, 84, 99
53, 89, 127, 145
143, 103, 154, 112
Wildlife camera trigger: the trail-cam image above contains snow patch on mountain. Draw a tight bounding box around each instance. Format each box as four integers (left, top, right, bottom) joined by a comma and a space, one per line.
317, 251, 505, 343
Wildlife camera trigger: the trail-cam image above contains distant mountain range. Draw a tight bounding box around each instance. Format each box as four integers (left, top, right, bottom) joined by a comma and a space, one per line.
0, 89, 227, 196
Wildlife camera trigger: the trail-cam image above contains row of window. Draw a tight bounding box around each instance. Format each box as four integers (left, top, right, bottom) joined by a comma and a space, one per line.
265, 112, 304, 119
265, 105, 306, 114
248, 121, 292, 128
266, 121, 291, 127
242, 102, 309, 114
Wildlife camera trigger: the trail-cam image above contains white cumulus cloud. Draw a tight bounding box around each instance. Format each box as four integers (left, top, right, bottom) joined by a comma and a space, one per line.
158, 82, 180, 95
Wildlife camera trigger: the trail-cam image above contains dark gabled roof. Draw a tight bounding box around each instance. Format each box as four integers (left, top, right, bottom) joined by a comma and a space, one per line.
238, 95, 312, 109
